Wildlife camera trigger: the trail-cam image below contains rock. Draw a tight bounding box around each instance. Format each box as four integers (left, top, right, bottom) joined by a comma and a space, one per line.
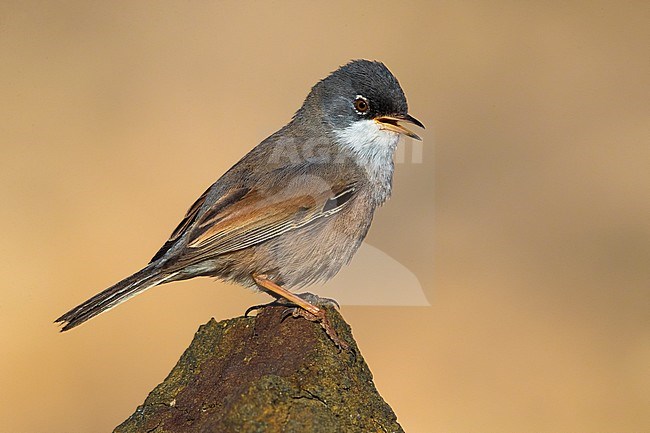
114, 305, 404, 433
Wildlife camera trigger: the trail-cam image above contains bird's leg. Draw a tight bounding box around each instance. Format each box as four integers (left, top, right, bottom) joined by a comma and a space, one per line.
252, 274, 321, 315
252, 274, 347, 349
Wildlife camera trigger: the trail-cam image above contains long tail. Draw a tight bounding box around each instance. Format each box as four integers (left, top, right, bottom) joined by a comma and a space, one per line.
55, 264, 179, 331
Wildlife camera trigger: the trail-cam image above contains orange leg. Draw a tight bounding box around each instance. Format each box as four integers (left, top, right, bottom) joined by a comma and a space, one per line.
252, 273, 347, 349
252, 274, 321, 316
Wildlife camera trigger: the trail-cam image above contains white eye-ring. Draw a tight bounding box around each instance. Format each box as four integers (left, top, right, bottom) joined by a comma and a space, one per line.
353, 95, 370, 114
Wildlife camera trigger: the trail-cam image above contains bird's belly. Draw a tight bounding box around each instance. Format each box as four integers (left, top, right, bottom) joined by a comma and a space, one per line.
267, 215, 370, 288
205, 204, 374, 290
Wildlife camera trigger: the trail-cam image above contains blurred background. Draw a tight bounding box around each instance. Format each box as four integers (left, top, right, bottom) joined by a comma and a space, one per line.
1, 1, 648, 432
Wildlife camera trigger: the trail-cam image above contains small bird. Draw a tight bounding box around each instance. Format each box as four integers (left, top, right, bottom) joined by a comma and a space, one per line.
55, 60, 424, 346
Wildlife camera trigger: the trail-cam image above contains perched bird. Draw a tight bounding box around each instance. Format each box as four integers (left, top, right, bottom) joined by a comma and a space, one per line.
55, 60, 424, 346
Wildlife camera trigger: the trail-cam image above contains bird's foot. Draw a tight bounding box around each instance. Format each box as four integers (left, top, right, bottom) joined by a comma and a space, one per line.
251, 274, 347, 349
281, 292, 348, 350
245, 292, 336, 316
281, 292, 340, 312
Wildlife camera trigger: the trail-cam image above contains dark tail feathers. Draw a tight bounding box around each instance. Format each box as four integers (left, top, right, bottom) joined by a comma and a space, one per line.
55, 264, 177, 331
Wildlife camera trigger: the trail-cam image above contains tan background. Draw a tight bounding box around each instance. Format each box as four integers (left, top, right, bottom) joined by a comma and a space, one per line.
1, 1, 649, 432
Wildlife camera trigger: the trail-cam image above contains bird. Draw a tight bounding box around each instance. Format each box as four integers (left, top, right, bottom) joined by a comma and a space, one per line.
55, 59, 424, 347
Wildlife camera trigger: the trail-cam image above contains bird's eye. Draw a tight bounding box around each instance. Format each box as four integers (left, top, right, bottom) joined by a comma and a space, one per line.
353, 96, 369, 114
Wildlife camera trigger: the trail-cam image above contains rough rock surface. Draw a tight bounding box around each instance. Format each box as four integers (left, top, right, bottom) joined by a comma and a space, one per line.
114, 305, 404, 433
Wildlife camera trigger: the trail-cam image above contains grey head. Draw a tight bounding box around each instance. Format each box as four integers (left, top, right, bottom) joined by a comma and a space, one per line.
295, 59, 424, 141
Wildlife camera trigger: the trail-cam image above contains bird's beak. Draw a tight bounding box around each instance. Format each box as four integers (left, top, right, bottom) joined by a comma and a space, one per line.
374, 114, 425, 141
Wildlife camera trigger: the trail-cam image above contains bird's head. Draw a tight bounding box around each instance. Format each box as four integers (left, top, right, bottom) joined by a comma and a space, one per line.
300, 60, 424, 146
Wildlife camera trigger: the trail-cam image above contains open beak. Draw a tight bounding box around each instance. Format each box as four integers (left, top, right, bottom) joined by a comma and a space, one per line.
374, 114, 425, 141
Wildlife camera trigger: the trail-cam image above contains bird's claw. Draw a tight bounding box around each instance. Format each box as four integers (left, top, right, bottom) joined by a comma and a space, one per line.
246, 292, 347, 350
281, 304, 349, 350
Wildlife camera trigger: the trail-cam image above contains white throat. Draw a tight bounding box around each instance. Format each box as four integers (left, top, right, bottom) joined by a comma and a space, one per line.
334, 119, 401, 204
